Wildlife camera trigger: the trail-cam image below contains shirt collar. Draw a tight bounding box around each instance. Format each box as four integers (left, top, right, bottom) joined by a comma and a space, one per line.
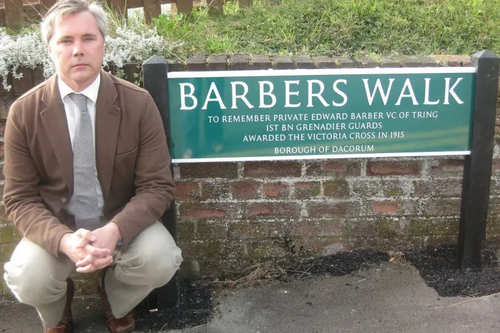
58, 74, 101, 105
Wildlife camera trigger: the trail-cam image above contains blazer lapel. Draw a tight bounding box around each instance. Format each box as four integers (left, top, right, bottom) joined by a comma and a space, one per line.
95, 71, 121, 201
40, 75, 74, 193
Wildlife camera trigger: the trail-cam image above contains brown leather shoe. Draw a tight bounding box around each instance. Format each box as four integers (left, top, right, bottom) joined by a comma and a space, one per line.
44, 278, 74, 333
97, 268, 136, 333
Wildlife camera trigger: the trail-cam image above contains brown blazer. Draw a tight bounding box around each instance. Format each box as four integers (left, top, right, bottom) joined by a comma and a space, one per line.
3, 71, 175, 257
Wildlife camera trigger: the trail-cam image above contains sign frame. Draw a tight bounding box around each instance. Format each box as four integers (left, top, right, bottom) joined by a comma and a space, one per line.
167, 67, 476, 164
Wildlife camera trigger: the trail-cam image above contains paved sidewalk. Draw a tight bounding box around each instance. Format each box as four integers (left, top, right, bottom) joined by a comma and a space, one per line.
1, 262, 499, 332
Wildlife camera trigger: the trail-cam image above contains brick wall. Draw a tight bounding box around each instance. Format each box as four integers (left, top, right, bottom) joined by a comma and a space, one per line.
1, 54, 499, 295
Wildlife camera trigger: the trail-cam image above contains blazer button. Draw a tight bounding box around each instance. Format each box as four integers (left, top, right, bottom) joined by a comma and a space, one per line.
61, 197, 67, 203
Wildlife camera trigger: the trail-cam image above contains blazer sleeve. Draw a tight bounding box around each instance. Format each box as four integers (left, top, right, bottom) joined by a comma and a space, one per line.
3, 105, 73, 257
110, 94, 175, 250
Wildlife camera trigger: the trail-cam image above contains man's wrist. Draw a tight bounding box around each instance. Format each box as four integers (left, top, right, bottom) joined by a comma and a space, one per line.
107, 222, 123, 243
58, 233, 71, 257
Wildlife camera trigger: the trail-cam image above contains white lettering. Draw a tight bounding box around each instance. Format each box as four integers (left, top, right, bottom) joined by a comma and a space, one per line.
231, 81, 254, 109
396, 78, 419, 106
202, 82, 227, 110
179, 83, 197, 110
332, 79, 348, 107
363, 78, 395, 106
424, 78, 440, 105
259, 81, 277, 108
307, 80, 329, 107
284, 80, 301, 107
444, 78, 464, 105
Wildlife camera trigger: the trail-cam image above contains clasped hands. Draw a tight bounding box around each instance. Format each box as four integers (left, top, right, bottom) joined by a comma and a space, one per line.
59, 223, 122, 273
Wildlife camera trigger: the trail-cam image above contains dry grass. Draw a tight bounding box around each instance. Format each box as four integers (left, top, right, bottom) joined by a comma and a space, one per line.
210, 260, 319, 288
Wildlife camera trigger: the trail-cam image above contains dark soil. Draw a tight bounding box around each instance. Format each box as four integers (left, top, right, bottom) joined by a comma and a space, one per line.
283, 249, 389, 279
134, 278, 217, 331
134, 244, 500, 331
405, 244, 500, 297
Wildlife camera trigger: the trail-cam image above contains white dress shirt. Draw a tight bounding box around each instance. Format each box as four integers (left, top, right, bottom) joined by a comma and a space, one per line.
58, 75, 104, 212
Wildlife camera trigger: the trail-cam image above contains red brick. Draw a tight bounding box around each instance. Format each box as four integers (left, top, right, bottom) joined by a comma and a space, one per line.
406, 217, 459, 236
232, 180, 260, 199
180, 203, 236, 219
183, 207, 225, 219
229, 221, 262, 238
423, 199, 461, 215
430, 159, 464, 175
292, 55, 314, 69
176, 221, 195, 241
294, 182, 321, 199
351, 180, 379, 197
357, 57, 379, 68
186, 55, 206, 71
300, 236, 334, 256
343, 219, 378, 238
229, 54, 250, 70
229, 220, 314, 239
251, 55, 272, 70
324, 179, 350, 198
195, 220, 228, 239
167, 60, 184, 72
367, 161, 421, 176
244, 161, 301, 178
245, 203, 300, 218
201, 182, 231, 200
414, 179, 462, 198
307, 202, 353, 218
312, 56, 338, 69
380, 179, 406, 197
245, 240, 289, 259
175, 182, 200, 201
207, 55, 228, 71
263, 183, 290, 198
179, 163, 238, 179
334, 57, 356, 68
372, 201, 398, 214
273, 55, 293, 69
288, 220, 316, 237
430, 54, 471, 67
306, 160, 361, 176
316, 219, 343, 236
230, 221, 285, 239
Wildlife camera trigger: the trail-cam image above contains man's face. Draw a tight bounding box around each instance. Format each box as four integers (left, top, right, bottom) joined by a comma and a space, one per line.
48, 11, 104, 92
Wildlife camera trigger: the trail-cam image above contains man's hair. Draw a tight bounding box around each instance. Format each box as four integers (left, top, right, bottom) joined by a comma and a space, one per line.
41, 0, 108, 46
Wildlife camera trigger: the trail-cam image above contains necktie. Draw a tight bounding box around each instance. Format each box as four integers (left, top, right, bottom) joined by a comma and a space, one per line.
66, 93, 101, 230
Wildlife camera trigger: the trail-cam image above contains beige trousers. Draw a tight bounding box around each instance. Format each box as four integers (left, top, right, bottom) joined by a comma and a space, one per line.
3, 222, 183, 329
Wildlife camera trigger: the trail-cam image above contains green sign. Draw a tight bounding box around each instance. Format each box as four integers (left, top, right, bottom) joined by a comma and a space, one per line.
168, 68, 475, 163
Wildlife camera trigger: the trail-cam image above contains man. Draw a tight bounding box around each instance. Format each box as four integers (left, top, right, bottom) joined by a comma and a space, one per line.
2, 0, 183, 332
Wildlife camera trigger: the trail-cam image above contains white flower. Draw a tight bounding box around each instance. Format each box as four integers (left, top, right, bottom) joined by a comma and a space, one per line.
0, 16, 180, 91
0, 28, 50, 90
104, 25, 174, 68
